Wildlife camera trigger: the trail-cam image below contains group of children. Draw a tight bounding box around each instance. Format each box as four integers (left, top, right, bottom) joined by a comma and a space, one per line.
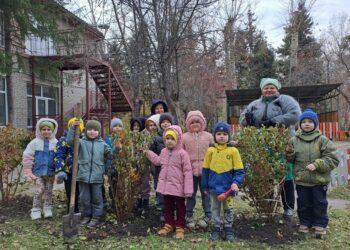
22, 99, 339, 241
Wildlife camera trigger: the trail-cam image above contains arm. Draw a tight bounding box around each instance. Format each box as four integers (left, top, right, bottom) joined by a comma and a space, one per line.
22, 140, 37, 180
314, 137, 339, 173
201, 149, 212, 191
231, 148, 245, 187
270, 95, 301, 126
104, 142, 113, 160
239, 101, 258, 127
182, 151, 193, 196
53, 138, 69, 173
146, 150, 161, 166
66, 127, 75, 146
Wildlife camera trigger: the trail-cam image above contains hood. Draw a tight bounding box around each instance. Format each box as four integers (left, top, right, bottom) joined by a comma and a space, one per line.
35, 118, 58, 140
151, 99, 168, 114
146, 114, 160, 130
163, 125, 183, 149
296, 128, 322, 142
130, 117, 146, 132
185, 110, 206, 132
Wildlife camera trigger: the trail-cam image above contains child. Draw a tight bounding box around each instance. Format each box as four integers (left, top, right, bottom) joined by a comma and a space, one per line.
150, 113, 174, 218
151, 99, 168, 115
67, 119, 113, 228
54, 117, 84, 213
22, 118, 58, 220
285, 109, 339, 237
182, 110, 214, 229
146, 125, 193, 240
202, 121, 245, 242
130, 117, 146, 132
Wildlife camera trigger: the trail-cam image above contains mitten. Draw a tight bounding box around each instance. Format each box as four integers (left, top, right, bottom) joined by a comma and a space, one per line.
245, 112, 255, 125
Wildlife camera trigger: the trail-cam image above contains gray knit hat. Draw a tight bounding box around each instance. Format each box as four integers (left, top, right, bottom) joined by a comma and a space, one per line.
85, 120, 101, 134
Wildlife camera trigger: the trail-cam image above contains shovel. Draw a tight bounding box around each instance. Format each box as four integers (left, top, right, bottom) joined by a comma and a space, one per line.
63, 123, 81, 243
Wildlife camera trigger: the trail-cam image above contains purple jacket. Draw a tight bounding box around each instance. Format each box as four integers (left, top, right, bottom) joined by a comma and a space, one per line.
147, 125, 193, 197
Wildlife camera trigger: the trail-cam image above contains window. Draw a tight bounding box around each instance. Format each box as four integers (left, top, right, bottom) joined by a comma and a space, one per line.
0, 78, 8, 126
27, 83, 58, 127
0, 9, 4, 47
25, 34, 57, 56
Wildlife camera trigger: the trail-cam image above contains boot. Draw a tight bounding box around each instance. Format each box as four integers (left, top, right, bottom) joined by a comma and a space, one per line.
43, 206, 53, 218
224, 227, 235, 242
186, 215, 195, 229
314, 226, 326, 238
210, 227, 221, 241
142, 199, 149, 217
298, 225, 309, 233
197, 215, 211, 228
158, 224, 174, 236
175, 227, 185, 240
87, 217, 100, 229
30, 208, 42, 220
135, 198, 143, 215
80, 217, 91, 226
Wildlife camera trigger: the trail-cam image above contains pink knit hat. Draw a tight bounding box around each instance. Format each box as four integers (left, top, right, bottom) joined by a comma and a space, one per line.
185, 110, 206, 132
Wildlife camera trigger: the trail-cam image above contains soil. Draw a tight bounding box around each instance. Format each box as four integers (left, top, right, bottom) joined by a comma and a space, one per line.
0, 195, 32, 222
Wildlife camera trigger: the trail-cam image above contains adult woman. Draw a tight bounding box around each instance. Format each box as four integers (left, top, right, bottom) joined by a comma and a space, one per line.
239, 78, 301, 218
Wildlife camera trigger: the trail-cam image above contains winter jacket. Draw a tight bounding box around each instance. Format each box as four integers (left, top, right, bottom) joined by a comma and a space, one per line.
202, 143, 245, 196
22, 118, 58, 177
239, 94, 301, 129
67, 128, 113, 184
146, 125, 193, 197
54, 131, 74, 173
150, 130, 165, 157
285, 129, 339, 186
182, 111, 214, 176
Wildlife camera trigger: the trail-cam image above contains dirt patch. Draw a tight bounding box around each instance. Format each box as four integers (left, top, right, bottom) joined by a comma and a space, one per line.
0, 195, 32, 222
235, 215, 304, 245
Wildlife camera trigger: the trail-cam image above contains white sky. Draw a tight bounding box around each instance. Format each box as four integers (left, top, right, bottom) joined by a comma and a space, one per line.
254, 0, 350, 48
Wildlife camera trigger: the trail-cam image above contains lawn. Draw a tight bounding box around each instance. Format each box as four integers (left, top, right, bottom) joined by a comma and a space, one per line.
1, 190, 350, 250
328, 185, 350, 201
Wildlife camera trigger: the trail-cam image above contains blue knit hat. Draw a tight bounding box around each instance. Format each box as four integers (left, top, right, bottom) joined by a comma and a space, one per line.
110, 118, 123, 131
299, 108, 319, 128
213, 121, 231, 142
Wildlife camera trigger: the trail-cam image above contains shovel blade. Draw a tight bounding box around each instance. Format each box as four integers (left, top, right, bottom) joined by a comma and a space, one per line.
63, 213, 81, 243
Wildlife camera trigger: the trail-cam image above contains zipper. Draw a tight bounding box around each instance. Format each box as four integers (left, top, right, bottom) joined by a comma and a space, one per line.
89, 140, 94, 183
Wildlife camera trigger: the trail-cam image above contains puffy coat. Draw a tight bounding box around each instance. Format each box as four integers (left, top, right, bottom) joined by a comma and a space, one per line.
146, 125, 193, 197
182, 110, 214, 176
286, 129, 339, 186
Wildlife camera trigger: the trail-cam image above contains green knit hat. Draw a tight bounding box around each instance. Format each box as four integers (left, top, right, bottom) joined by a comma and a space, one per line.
260, 78, 281, 90
39, 121, 55, 131
85, 120, 101, 134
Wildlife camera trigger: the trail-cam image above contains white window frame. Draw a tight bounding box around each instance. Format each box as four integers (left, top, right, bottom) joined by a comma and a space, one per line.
25, 34, 57, 56
0, 78, 8, 126
0, 9, 4, 48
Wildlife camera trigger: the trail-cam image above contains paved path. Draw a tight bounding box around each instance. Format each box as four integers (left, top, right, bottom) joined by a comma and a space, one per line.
328, 198, 350, 210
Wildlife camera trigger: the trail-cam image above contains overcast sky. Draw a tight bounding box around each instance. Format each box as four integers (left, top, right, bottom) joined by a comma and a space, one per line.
254, 0, 350, 48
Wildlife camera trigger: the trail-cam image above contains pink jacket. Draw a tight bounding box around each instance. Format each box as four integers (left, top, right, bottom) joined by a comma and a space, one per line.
146, 125, 193, 197
182, 111, 214, 176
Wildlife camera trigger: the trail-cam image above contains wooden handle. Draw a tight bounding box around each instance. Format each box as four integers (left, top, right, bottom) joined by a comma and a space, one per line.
69, 122, 80, 214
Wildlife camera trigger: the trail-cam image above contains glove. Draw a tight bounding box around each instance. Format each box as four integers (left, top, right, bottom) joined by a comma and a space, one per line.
245, 112, 255, 125
23, 168, 37, 181
261, 119, 275, 127
56, 171, 68, 184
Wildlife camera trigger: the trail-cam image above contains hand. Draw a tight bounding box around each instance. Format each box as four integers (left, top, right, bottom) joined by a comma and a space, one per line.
203, 190, 209, 195
261, 119, 275, 127
115, 141, 122, 150
24, 168, 37, 181
245, 112, 255, 125
56, 171, 67, 184
306, 163, 316, 171
285, 143, 294, 152
28, 173, 38, 181
231, 183, 239, 192
72, 119, 80, 128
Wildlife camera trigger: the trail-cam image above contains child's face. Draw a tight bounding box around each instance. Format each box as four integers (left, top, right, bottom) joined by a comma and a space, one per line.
300, 118, 315, 132
160, 120, 171, 130
132, 122, 140, 132
112, 125, 123, 133
87, 129, 99, 139
154, 104, 165, 114
40, 127, 53, 139
189, 120, 201, 132
165, 135, 177, 150
147, 121, 157, 133
215, 132, 229, 144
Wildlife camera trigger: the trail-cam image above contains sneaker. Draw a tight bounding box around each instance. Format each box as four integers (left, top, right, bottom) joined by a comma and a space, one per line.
210, 227, 221, 241
158, 224, 174, 236
186, 216, 195, 229
87, 217, 100, 229
314, 226, 326, 236
30, 208, 42, 220
298, 225, 309, 233
284, 208, 293, 217
175, 227, 185, 240
80, 217, 91, 226
224, 227, 235, 242
43, 206, 53, 218
197, 216, 211, 228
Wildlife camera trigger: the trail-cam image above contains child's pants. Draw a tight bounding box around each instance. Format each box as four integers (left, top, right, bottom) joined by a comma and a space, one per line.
153, 166, 164, 209
296, 184, 328, 228
33, 176, 54, 209
186, 175, 211, 218
164, 195, 186, 228
139, 165, 151, 199
210, 193, 234, 228
281, 179, 295, 211
79, 182, 103, 218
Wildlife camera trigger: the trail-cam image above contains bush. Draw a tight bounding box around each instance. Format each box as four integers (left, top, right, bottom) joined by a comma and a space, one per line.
235, 126, 289, 220
0, 125, 31, 201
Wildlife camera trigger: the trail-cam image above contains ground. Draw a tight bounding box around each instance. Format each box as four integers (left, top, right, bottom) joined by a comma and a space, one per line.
1, 186, 350, 250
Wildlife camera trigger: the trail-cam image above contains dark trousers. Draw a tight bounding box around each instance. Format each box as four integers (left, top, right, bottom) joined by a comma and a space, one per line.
79, 182, 104, 218
296, 184, 329, 228
164, 195, 186, 228
281, 180, 295, 210
186, 175, 211, 218
153, 166, 164, 209
64, 173, 79, 213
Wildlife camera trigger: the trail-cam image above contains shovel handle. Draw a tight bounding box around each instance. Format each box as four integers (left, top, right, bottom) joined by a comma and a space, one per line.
69, 122, 80, 215
217, 188, 233, 202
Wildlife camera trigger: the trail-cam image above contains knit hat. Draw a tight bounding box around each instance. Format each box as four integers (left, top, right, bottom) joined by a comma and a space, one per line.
151, 99, 169, 114
213, 121, 231, 142
164, 130, 178, 142
159, 113, 173, 126
110, 118, 123, 131
299, 108, 319, 128
146, 114, 160, 130
39, 120, 55, 131
260, 78, 282, 90
67, 117, 85, 133
85, 120, 101, 134
186, 110, 206, 132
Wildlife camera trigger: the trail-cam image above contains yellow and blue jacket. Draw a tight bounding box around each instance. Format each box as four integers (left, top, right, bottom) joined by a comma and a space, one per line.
201, 143, 245, 195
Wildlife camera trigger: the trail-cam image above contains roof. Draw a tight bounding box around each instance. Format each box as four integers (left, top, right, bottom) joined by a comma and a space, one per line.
226, 84, 342, 106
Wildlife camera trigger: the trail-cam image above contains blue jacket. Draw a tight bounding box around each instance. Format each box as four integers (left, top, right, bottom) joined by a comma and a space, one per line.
54, 131, 74, 173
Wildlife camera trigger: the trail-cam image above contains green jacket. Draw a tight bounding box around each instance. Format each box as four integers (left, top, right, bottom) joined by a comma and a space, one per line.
67, 128, 113, 184
285, 129, 339, 186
